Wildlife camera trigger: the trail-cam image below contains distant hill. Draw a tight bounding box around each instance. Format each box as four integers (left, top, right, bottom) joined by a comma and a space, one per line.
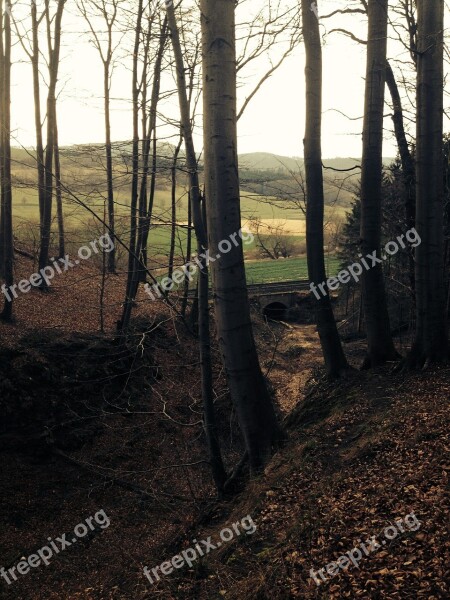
239, 152, 394, 172
12, 145, 393, 173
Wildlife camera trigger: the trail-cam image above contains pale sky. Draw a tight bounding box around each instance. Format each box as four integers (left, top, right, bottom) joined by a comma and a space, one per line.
8, 0, 449, 159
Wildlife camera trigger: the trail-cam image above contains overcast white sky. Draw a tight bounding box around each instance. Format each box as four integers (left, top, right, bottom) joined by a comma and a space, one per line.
9, 0, 449, 159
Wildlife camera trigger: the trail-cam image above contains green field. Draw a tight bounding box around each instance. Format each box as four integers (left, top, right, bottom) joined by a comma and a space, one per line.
239, 191, 348, 222
153, 256, 339, 291
245, 255, 339, 284
12, 184, 342, 286
12, 185, 347, 230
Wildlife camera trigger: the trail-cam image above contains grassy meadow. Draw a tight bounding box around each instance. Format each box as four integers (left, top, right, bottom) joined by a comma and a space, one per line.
11, 148, 347, 284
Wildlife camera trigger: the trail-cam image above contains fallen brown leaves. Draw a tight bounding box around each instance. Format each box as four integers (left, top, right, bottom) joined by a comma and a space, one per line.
0, 255, 448, 599
167, 366, 449, 599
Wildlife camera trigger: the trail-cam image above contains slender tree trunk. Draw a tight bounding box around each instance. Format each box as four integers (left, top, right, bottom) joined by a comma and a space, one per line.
79, 0, 120, 273
138, 18, 167, 282
31, 4, 45, 232
181, 192, 192, 318
141, 133, 158, 276
119, 0, 143, 333
197, 235, 227, 492
385, 60, 415, 229
38, 0, 65, 277
167, 3, 227, 490
201, 0, 280, 474
360, 0, 398, 368
385, 60, 415, 293
53, 113, 65, 259
168, 135, 182, 286
0, 2, 13, 321
409, 0, 448, 366
301, 0, 349, 378
0, 0, 5, 275
104, 60, 116, 273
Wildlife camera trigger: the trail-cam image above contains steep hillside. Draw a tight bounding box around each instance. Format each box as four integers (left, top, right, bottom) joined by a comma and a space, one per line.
157, 366, 449, 599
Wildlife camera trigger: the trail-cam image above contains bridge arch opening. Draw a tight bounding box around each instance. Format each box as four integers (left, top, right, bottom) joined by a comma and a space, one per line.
263, 302, 288, 321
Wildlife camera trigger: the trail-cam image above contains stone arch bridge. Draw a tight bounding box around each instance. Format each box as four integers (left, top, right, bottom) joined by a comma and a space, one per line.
247, 280, 310, 320
189, 279, 311, 320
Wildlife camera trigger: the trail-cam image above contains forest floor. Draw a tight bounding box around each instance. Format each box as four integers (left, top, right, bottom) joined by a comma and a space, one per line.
0, 257, 448, 599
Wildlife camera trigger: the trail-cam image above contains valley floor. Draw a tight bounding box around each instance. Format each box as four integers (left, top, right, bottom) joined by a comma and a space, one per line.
0, 257, 448, 599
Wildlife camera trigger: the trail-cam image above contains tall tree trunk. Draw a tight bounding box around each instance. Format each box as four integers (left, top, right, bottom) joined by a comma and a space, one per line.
181, 192, 192, 318
197, 218, 227, 492
119, 0, 143, 333
409, 0, 448, 366
104, 59, 116, 273
385, 60, 415, 230
168, 135, 182, 286
53, 113, 65, 259
0, 1, 13, 321
79, 0, 121, 273
167, 3, 227, 491
0, 0, 5, 275
301, 0, 349, 378
38, 0, 65, 277
385, 60, 415, 293
137, 18, 167, 283
31, 3, 45, 232
360, 0, 398, 368
201, 0, 280, 474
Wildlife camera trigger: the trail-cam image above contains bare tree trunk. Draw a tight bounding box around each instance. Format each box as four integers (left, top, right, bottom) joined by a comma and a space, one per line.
140, 134, 156, 277
53, 114, 65, 259
201, 0, 280, 474
167, 3, 227, 490
385, 60, 415, 293
78, 0, 120, 273
119, 0, 143, 333
301, 0, 349, 378
31, 3, 45, 232
138, 18, 167, 282
181, 192, 192, 318
0, 1, 13, 321
0, 0, 5, 275
38, 0, 65, 277
197, 234, 227, 492
360, 0, 398, 368
409, 0, 448, 366
168, 135, 182, 286
385, 60, 415, 229
104, 62, 115, 273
